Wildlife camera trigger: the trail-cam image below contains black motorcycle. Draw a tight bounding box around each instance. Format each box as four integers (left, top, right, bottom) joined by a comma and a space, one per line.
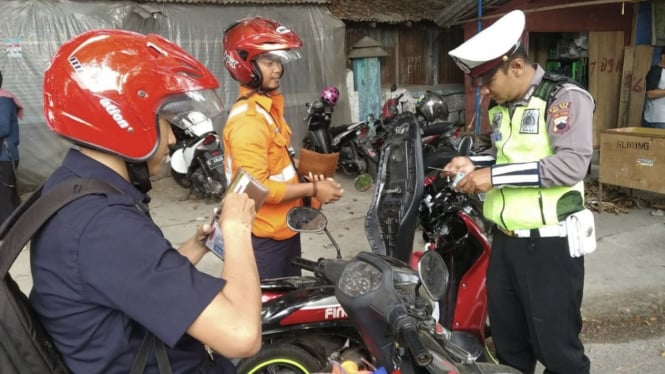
240, 206, 519, 374
302, 97, 379, 180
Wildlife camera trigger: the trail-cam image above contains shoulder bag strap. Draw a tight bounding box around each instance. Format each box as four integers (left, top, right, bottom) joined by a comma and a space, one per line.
129, 330, 173, 374
0, 178, 118, 277
0, 177, 173, 373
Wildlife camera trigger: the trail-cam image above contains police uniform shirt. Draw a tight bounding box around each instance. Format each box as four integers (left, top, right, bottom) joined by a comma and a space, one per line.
499, 65, 594, 187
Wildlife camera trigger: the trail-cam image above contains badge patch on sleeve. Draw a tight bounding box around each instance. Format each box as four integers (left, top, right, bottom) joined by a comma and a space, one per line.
549, 101, 571, 134
520, 109, 539, 134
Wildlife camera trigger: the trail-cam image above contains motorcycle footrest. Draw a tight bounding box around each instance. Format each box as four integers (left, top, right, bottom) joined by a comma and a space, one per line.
444, 331, 484, 364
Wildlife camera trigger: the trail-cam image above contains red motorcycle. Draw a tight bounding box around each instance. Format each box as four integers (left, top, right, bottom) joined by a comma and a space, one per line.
236, 113, 495, 373
416, 173, 494, 359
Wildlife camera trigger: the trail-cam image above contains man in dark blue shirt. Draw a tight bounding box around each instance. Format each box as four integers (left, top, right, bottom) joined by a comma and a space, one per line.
0, 69, 22, 225
29, 29, 261, 373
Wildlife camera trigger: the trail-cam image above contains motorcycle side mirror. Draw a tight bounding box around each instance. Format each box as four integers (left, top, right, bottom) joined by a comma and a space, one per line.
390, 82, 397, 92
353, 173, 373, 192
286, 207, 343, 259
417, 251, 449, 301
457, 135, 474, 156
286, 206, 327, 232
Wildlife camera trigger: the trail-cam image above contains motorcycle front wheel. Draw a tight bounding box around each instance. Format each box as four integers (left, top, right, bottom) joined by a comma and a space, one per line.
236, 344, 322, 374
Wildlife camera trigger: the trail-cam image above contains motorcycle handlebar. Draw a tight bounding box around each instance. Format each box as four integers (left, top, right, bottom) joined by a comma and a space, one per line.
394, 314, 433, 367
291, 257, 319, 273
292, 257, 348, 283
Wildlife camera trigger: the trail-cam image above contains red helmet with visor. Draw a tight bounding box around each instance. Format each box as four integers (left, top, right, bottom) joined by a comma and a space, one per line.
43, 29, 224, 162
223, 17, 303, 88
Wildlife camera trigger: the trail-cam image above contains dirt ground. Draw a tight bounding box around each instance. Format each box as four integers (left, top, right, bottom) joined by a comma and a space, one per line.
582, 308, 665, 344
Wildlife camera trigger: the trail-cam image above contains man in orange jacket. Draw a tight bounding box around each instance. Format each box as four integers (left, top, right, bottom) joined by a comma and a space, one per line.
222, 17, 345, 279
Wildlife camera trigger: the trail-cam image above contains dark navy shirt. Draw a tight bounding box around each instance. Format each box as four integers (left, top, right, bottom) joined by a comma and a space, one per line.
0, 96, 19, 161
29, 149, 234, 373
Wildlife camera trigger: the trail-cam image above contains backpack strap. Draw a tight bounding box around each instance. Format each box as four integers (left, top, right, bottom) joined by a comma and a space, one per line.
0, 178, 173, 374
129, 331, 172, 374
0, 178, 119, 277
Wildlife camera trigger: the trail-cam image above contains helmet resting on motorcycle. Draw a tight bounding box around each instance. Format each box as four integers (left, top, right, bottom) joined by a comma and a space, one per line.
320, 86, 339, 106
43, 29, 224, 163
223, 17, 303, 88
416, 91, 449, 123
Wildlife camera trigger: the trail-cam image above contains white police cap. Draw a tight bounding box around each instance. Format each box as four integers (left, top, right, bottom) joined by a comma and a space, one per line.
448, 10, 526, 78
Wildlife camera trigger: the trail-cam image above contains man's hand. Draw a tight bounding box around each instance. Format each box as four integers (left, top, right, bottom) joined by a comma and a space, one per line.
441, 156, 476, 177
441, 156, 492, 194
455, 167, 492, 194
220, 192, 256, 232
306, 172, 344, 204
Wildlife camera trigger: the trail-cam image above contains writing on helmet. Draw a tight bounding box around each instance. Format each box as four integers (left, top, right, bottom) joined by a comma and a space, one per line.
224, 52, 239, 71
99, 98, 130, 129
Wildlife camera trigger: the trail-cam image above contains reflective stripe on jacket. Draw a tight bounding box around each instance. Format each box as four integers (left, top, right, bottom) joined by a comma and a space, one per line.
484, 94, 583, 230
223, 88, 301, 240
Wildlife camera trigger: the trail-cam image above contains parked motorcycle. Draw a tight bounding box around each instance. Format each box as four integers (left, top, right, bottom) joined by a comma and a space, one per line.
366, 111, 497, 360
374, 87, 464, 177
168, 113, 227, 199
243, 207, 518, 374
381, 83, 406, 123
236, 211, 364, 374
415, 90, 465, 153
302, 87, 379, 179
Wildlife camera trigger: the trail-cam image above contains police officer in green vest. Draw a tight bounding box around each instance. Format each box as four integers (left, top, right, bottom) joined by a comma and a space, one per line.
444, 10, 595, 374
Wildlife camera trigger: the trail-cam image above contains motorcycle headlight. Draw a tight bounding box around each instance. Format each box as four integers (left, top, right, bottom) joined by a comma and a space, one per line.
338, 261, 382, 297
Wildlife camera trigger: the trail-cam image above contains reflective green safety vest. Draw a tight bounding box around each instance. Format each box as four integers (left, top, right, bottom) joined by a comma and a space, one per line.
484, 90, 584, 230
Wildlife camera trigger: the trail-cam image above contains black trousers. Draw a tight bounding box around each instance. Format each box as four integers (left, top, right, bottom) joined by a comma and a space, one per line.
487, 230, 590, 374
0, 161, 19, 226
252, 233, 302, 280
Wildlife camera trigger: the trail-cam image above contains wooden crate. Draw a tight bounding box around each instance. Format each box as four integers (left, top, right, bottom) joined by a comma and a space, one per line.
599, 127, 665, 195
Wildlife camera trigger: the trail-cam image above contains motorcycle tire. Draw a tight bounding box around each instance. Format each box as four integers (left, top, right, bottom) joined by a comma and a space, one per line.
170, 167, 192, 188
236, 344, 323, 374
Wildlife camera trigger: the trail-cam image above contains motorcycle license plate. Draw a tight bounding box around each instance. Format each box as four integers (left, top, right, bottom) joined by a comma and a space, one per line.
206, 155, 224, 169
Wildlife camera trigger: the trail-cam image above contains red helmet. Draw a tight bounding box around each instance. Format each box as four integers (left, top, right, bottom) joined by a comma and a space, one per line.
223, 17, 303, 88
320, 86, 339, 106
43, 29, 223, 162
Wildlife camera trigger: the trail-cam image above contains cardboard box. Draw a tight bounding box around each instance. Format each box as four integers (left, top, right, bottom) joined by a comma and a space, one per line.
599, 127, 665, 194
